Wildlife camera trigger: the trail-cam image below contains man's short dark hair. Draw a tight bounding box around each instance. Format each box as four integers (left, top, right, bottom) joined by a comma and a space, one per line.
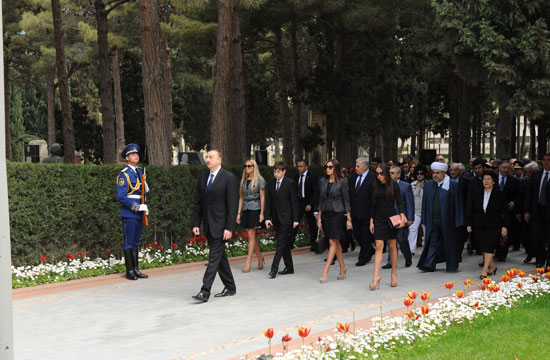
207, 149, 222, 158
274, 162, 286, 171
372, 157, 382, 163
296, 159, 308, 166
472, 158, 486, 167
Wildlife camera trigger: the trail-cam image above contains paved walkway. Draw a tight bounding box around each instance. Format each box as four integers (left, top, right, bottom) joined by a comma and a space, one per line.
13, 247, 530, 360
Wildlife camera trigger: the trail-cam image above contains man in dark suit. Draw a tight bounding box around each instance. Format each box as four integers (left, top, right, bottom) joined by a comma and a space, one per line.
349, 157, 375, 266
525, 154, 550, 269
467, 158, 487, 255
265, 162, 300, 278
494, 160, 520, 261
296, 159, 319, 253
383, 166, 414, 268
191, 150, 239, 302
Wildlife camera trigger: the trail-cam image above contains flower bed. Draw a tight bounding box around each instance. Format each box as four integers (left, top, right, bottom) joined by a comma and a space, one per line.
256, 267, 550, 359
12, 227, 311, 288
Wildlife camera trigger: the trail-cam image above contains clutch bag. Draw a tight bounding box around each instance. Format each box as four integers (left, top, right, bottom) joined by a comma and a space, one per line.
388, 215, 401, 229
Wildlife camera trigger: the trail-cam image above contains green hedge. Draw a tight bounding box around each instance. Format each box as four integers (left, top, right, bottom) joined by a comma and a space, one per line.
7, 162, 324, 266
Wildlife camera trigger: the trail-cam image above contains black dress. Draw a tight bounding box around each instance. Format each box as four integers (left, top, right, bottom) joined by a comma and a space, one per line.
371, 182, 404, 240
321, 182, 346, 239
466, 188, 508, 254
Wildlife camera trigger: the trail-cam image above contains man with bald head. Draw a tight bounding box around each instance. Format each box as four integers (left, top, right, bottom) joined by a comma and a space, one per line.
417, 162, 464, 272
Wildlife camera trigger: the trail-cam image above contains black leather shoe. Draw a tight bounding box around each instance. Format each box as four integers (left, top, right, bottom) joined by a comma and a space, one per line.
355, 261, 367, 267
523, 256, 533, 264
420, 266, 435, 272
268, 271, 277, 279
132, 248, 148, 278
192, 292, 208, 303
405, 261, 412, 268
351, 241, 356, 252
382, 263, 392, 269
478, 262, 484, 267
324, 258, 336, 265
123, 249, 138, 280
214, 288, 236, 297
278, 268, 294, 275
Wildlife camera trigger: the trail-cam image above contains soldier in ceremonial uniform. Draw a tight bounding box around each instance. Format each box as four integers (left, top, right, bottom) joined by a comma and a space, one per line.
117, 144, 149, 280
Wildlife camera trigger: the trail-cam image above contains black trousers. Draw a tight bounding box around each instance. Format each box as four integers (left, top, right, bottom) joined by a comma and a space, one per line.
271, 223, 294, 272
521, 219, 534, 257
532, 206, 550, 266
352, 218, 374, 263
297, 198, 319, 248
200, 233, 236, 297
423, 219, 443, 269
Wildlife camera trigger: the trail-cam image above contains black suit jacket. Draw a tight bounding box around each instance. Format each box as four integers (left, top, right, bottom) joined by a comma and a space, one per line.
265, 176, 299, 226
499, 175, 519, 205
296, 170, 319, 209
466, 188, 508, 229
527, 170, 550, 218
349, 170, 375, 220
193, 167, 239, 239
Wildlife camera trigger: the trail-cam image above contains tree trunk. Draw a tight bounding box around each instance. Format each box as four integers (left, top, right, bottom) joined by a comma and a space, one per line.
529, 120, 536, 160
139, 0, 171, 165
47, 72, 56, 147
51, 0, 75, 164
520, 117, 527, 159
471, 87, 482, 157
537, 115, 548, 160
160, 6, 173, 158
448, 75, 459, 162
496, 101, 513, 159
4, 58, 12, 160
290, 20, 303, 161
510, 115, 517, 158
490, 131, 495, 158
210, 0, 233, 158
226, 2, 246, 165
457, 81, 471, 164
94, 0, 116, 164
111, 46, 125, 158
273, 27, 293, 166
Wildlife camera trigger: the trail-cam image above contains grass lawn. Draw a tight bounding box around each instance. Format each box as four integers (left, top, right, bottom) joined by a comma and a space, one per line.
381, 294, 550, 360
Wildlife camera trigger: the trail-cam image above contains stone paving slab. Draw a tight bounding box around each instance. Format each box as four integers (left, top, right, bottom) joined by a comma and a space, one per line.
12, 248, 530, 360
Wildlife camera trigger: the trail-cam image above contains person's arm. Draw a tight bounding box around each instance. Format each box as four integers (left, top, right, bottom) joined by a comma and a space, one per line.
259, 188, 265, 223
192, 174, 203, 235
290, 179, 300, 227
342, 179, 352, 229
225, 173, 239, 233
454, 182, 464, 227
405, 184, 414, 225
117, 172, 139, 213
236, 185, 244, 225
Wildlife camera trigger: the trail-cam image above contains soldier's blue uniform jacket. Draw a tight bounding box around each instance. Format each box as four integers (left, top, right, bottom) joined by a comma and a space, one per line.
117, 165, 146, 219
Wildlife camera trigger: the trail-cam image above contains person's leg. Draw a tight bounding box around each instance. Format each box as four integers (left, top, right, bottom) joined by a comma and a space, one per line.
270, 224, 286, 274
355, 219, 373, 264
252, 230, 264, 267
281, 224, 294, 271
397, 227, 412, 265
217, 243, 236, 291
423, 220, 442, 270
200, 236, 225, 297
481, 252, 491, 276
121, 218, 137, 280
408, 215, 420, 254
243, 228, 255, 272
305, 207, 319, 251
131, 221, 147, 278
389, 239, 398, 286
335, 239, 346, 276
370, 240, 384, 289
321, 239, 338, 280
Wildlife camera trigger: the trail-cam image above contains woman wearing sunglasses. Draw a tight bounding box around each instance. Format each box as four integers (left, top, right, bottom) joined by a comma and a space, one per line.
317, 159, 352, 283
236, 159, 266, 272
369, 163, 407, 290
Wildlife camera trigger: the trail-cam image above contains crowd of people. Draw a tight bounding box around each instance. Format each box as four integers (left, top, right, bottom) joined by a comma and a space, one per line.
115, 144, 550, 302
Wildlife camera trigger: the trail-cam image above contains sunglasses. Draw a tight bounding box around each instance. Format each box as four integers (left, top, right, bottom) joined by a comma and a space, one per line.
243, 164, 254, 168
417, 172, 425, 175
376, 172, 385, 176
324, 165, 334, 170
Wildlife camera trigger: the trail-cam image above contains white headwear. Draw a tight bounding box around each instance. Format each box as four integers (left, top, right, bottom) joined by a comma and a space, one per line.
431, 162, 448, 172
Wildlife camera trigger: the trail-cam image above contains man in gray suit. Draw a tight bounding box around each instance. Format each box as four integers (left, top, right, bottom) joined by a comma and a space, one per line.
192, 150, 239, 302
383, 166, 414, 268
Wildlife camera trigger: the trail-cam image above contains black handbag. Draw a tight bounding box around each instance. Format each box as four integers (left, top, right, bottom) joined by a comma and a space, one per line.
316, 229, 329, 254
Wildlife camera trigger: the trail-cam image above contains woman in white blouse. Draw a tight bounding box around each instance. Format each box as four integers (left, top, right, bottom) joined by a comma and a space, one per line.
408, 165, 427, 255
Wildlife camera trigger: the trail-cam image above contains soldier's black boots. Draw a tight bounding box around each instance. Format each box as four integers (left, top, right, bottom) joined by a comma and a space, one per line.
132, 248, 148, 278
124, 249, 138, 280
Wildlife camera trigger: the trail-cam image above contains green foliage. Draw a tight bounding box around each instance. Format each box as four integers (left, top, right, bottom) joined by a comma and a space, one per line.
7, 163, 323, 266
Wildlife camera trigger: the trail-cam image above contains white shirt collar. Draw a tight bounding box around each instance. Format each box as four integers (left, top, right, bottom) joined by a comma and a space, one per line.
301, 170, 308, 177
127, 164, 137, 172
277, 175, 285, 182
210, 166, 221, 177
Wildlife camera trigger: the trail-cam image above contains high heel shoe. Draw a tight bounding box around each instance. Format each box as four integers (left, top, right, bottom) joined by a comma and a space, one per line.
242, 263, 251, 273
257, 258, 265, 270
369, 276, 381, 291
337, 267, 347, 280
391, 273, 397, 287
320, 277, 328, 283
489, 267, 497, 276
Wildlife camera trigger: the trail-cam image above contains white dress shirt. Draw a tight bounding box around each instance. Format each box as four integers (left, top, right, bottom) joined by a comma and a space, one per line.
483, 190, 492, 213
207, 166, 221, 187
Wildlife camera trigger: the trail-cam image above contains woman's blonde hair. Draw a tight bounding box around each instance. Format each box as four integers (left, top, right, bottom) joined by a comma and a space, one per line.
240, 159, 264, 196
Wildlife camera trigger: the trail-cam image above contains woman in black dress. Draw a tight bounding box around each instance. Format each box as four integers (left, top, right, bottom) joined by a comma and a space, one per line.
466, 170, 508, 279
369, 164, 407, 290
317, 159, 352, 283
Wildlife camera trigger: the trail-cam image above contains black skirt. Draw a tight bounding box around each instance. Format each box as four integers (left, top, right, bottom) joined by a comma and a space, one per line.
473, 226, 500, 254
374, 217, 397, 241
322, 211, 345, 239
242, 209, 261, 229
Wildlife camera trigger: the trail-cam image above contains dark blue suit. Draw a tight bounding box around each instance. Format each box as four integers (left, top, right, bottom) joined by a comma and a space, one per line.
417, 178, 464, 272
386, 180, 415, 265
349, 170, 375, 263
117, 165, 147, 250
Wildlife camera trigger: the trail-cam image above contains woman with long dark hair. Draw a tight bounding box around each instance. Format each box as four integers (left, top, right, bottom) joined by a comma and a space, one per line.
369, 163, 407, 290
317, 159, 352, 283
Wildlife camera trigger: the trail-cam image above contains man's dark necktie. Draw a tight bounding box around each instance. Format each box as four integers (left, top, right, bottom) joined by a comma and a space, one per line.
540, 172, 549, 205
207, 173, 214, 192
276, 180, 281, 191
356, 174, 362, 191
299, 174, 304, 198
500, 176, 505, 191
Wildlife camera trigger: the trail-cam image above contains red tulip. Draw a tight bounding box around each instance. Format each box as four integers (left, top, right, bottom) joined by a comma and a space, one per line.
546, 272, 550, 280
158, 245, 162, 250
482, 277, 491, 285
403, 298, 414, 307
263, 328, 274, 339
77, 252, 82, 257
104, 249, 110, 255
421, 304, 430, 315
478, 284, 486, 291
537, 267, 545, 275
511, 268, 518, 277
337, 322, 350, 334
241, 232, 247, 237
407, 291, 418, 300
420, 292, 431, 301
444, 281, 454, 290
489, 284, 500, 292
517, 282, 523, 289
281, 333, 292, 342
501, 275, 510, 283
264, 229, 268, 234
147, 243, 153, 249
40, 255, 46, 263
463, 278, 474, 287
297, 327, 311, 338
471, 301, 480, 310
85, 251, 89, 257
406, 310, 420, 320
518, 270, 526, 278
456, 290, 463, 298
153, 241, 158, 246
532, 275, 539, 283
201, 235, 206, 241
172, 243, 177, 249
